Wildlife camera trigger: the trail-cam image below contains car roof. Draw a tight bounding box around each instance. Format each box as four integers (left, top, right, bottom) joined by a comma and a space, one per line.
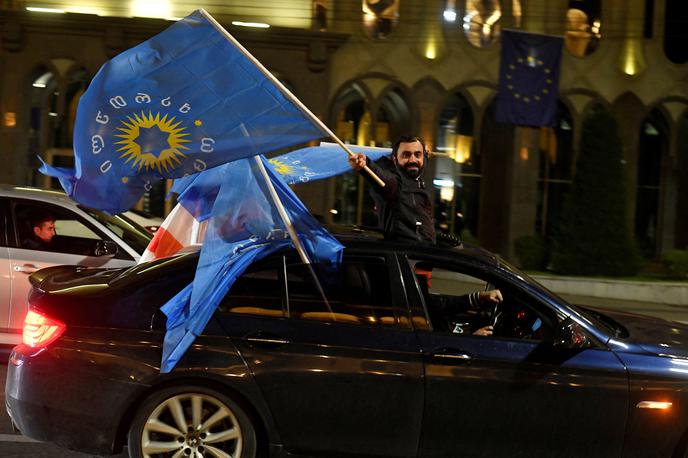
0, 184, 78, 207
327, 224, 500, 266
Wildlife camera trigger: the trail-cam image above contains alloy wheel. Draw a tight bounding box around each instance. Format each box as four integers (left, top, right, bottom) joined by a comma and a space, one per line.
140, 392, 243, 458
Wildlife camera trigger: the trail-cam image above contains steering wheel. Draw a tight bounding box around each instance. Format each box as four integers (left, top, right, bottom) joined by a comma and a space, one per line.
489, 301, 504, 335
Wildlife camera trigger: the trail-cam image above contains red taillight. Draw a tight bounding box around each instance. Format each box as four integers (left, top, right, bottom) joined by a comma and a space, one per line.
22, 310, 66, 348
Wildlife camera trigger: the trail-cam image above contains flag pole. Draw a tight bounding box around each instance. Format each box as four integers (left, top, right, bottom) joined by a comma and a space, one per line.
253, 156, 334, 315
200, 9, 385, 188
253, 156, 312, 266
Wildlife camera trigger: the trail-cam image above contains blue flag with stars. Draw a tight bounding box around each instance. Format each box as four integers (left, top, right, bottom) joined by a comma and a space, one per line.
40, 9, 325, 215
496, 30, 563, 127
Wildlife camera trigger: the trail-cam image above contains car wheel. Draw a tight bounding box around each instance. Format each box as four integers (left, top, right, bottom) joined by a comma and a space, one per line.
127, 385, 257, 458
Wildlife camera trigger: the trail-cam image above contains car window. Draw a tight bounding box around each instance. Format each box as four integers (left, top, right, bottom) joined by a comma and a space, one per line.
0, 198, 8, 247
218, 259, 285, 318
13, 201, 110, 256
82, 207, 152, 254
411, 260, 555, 341
286, 256, 401, 327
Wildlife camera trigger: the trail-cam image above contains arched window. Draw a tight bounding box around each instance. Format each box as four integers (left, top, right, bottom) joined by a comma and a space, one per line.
635, 108, 669, 258
564, 0, 601, 57
664, 0, 688, 64
435, 92, 479, 239
331, 85, 369, 225
28, 67, 58, 187
330, 83, 410, 227
536, 101, 574, 238
676, 112, 688, 249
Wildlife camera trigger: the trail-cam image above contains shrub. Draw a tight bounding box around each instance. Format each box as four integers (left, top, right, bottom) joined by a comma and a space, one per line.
514, 235, 548, 270
662, 250, 688, 279
551, 108, 639, 276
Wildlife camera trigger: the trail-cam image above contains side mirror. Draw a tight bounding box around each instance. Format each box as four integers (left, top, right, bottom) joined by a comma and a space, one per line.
553, 317, 592, 349
94, 240, 118, 257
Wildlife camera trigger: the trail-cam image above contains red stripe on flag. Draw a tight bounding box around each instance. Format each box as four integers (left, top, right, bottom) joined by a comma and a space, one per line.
148, 227, 184, 259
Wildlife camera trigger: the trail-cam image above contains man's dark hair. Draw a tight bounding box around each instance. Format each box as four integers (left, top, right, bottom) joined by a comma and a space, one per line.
391, 135, 427, 157
29, 209, 55, 229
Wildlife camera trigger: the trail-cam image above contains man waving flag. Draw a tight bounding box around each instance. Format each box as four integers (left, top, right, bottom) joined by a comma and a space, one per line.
40, 9, 328, 214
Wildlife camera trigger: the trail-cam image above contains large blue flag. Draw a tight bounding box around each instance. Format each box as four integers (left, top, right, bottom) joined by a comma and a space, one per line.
268, 142, 391, 185
40, 9, 326, 214
495, 30, 563, 127
160, 156, 343, 372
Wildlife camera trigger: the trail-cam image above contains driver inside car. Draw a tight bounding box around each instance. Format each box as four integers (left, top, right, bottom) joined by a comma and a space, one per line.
415, 267, 503, 336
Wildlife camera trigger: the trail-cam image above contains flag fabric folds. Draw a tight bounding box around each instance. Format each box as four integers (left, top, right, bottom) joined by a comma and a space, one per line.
159, 156, 344, 373
140, 142, 386, 263
40, 9, 325, 214
495, 30, 564, 127
138, 203, 207, 263
268, 142, 391, 185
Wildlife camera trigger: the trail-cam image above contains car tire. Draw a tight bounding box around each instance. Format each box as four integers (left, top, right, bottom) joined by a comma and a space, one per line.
127, 384, 257, 458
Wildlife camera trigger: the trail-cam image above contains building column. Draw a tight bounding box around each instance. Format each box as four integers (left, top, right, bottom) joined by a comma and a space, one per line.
504, 126, 540, 261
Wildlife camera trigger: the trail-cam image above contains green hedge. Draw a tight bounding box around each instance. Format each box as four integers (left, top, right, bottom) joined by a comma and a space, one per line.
551, 108, 639, 276
662, 250, 688, 279
514, 235, 548, 271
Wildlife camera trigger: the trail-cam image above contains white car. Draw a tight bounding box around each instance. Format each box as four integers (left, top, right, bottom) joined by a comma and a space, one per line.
0, 185, 152, 344
122, 208, 164, 233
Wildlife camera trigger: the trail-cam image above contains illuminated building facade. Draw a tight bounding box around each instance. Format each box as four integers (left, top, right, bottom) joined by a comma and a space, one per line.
1, 0, 687, 261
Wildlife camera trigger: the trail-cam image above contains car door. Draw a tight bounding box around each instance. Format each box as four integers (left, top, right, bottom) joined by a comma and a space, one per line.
215, 251, 424, 458
402, 255, 629, 458
6, 199, 136, 338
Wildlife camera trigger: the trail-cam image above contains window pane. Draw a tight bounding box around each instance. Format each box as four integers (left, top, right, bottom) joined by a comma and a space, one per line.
464, 0, 503, 48
412, 260, 553, 341
14, 203, 107, 255
564, 0, 601, 57
219, 263, 284, 318
287, 258, 398, 326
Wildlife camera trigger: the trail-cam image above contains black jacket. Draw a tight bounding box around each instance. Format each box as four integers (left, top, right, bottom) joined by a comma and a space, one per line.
363, 156, 436, 244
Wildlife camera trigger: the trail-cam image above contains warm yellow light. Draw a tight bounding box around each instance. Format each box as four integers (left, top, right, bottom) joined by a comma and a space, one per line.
4, 112, 16, 128
454, 135, 473, 164
425, 41, 437, 60
130, 0, 172, 19
232, 21, 270, 29
26, 6, 65, 13
636, 401, 672, 410
520, 146, 529, 161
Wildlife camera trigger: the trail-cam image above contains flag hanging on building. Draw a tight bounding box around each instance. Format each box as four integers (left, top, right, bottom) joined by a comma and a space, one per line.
159, 156, 344, 373
269, 142, 391, 185
495, 30, 564, 127
40, 9, 326, 215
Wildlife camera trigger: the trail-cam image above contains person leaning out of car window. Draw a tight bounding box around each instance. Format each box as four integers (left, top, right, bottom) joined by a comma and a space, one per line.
348, 135, 436, 245
23, 210, 57, 251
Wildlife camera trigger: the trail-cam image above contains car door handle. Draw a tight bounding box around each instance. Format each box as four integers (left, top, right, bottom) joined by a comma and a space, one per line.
13, 264, 40, 274
429, 350, 473, 363
244, 332, 290, 347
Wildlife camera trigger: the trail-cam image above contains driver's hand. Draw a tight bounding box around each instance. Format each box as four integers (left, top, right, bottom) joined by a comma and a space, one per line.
348, 153, 367, 171
473, 325, 493, 336
478, 289, 503, 304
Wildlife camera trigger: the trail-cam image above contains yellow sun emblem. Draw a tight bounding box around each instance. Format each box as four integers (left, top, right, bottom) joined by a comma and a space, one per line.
115, 111, 190, 173
268, 158, 295, 176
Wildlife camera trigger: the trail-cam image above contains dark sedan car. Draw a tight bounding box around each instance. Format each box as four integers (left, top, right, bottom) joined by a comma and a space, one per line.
5, 231, 688, 458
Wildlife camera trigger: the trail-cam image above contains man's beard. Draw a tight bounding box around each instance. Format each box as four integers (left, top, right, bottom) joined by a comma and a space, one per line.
401, 163, 421, 179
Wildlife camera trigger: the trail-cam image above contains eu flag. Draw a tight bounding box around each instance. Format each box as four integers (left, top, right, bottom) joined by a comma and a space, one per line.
496, 30, 563, 127
160, 156, 343, 372
40, 9, 326, 214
